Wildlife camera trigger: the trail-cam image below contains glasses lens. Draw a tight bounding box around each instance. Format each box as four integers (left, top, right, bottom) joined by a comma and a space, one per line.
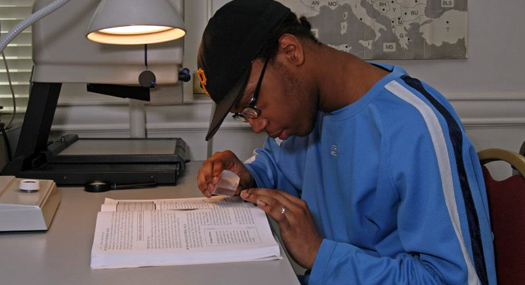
233, 113, 248, 122
232, 107, 260, 123
242, 107, 260, 119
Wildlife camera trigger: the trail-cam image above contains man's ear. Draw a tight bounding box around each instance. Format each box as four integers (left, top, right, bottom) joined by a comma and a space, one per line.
278, 34, 305, 66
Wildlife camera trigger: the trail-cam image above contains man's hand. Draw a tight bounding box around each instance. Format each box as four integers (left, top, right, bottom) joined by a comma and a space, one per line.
197, 150, 255, 197
241, 188, 322, 269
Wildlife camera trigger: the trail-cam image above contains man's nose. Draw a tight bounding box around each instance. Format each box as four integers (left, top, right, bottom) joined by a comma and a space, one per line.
248, 117, 268, 133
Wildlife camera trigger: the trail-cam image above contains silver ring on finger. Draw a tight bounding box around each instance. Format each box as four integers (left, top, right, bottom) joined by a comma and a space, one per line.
280, 206, 286, 215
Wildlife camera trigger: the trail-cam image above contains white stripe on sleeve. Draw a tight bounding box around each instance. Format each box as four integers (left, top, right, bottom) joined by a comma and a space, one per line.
385, 80, 479, 285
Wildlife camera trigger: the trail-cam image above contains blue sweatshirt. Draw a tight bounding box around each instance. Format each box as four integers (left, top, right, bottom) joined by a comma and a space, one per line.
245, 64, 496, 284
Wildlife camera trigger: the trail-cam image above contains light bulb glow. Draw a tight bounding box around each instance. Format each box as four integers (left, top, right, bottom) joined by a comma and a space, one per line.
87, 27, 186, 45
99, 25, 172, 35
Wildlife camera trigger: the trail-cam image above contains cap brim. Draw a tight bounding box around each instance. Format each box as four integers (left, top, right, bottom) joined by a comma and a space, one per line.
205, 66, 252, 141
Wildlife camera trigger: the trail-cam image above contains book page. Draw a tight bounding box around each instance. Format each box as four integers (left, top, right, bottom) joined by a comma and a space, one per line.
100, 196, 249, 211
91, 197, 281, 269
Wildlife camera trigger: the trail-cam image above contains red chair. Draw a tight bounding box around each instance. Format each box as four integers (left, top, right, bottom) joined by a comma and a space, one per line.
479, 148, 525, 285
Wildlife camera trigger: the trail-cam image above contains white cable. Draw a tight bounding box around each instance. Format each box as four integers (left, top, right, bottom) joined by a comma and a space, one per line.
1, 51, 16, 129
0, 0, 71, 128
0, 0, 71, 54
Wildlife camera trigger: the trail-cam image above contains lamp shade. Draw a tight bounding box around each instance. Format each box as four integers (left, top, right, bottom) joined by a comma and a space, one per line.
86, 0, 186, 45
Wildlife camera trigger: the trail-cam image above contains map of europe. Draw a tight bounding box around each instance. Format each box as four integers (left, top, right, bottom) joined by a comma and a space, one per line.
279, 0, 468, 59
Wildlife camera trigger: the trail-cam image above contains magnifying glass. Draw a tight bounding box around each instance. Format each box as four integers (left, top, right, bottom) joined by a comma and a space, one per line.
84, 180, 158, 192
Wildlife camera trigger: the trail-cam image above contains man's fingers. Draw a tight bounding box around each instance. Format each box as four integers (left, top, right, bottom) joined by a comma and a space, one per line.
196, 170, 210, 196
241, 188, 300, 208
211, 159, 225, 178
197, 150, 253, 198
254, 195, 291, 224
197, 160, 222, 198
244, 188, 301, 203
241, 189, 299, 224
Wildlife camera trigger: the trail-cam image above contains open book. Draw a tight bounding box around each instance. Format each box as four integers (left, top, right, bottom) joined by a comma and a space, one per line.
90, 196, 282, 269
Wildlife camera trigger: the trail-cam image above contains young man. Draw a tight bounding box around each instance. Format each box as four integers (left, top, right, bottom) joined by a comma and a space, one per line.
196, 0, 496, 284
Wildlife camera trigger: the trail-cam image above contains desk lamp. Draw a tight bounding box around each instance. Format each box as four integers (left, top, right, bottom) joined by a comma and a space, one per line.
85, 0, 188, 136
1, 0, 187, 89
1, 0, 188, 186
0, 0, 186, 50
86, 0, 186, 45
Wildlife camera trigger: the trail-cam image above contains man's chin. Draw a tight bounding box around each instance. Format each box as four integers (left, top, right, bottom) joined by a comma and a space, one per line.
273, 119, 317, 140
296, 123, 317, 138
278, 130, 289, 140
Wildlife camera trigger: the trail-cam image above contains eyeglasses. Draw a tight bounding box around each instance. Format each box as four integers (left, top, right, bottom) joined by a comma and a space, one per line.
232, 57, 270, 123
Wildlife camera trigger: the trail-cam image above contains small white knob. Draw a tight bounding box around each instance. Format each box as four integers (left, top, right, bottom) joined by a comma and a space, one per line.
19, 179, 40, 192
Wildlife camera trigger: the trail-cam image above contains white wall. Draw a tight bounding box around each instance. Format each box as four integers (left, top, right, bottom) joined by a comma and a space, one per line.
387, 0, 525, 178
48, 0, 524, 178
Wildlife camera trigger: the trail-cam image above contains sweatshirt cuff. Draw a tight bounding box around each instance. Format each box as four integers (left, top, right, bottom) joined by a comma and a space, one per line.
245, 163, 273, 189
308, 239, 337, 285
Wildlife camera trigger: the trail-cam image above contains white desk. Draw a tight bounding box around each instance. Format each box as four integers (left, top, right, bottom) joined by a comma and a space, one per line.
0, 162, 299, 285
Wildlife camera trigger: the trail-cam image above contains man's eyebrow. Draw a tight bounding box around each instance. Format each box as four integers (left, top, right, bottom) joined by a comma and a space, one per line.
232, 92, 247, 111
233, 84, 252, 110
231, 101, 241, 112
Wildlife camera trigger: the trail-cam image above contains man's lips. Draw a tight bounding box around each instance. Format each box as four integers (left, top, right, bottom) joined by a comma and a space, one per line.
268, 129, 289, 140
279, 130, 289, 140
268, 131, 280, 138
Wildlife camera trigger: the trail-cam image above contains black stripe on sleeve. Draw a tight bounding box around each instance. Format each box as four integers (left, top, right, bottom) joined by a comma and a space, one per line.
402, 76, 488, 285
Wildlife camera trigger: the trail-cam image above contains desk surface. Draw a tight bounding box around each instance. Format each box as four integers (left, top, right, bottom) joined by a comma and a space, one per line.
0, 162, 299, 285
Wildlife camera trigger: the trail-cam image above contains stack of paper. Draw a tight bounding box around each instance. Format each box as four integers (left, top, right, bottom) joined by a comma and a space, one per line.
90, 196, 281, 269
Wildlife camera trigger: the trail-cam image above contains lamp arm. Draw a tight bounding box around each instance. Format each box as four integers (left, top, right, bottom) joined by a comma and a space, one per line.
0, 0, 71, 54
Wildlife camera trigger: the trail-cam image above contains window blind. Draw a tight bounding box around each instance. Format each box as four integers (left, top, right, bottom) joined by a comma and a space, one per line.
0, 0, 34, 115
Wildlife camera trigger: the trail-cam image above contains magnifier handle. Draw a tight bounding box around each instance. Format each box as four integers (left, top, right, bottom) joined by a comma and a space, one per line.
112, 181, 158, 190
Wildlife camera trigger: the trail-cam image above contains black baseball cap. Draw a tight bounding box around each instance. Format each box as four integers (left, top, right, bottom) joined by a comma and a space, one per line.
197, 0, 291, 141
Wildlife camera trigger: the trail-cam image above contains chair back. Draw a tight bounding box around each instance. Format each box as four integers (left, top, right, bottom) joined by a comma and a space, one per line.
479, 148, 525, 285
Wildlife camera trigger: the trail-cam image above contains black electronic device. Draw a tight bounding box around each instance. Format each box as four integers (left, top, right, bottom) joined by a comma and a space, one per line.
1, 82, 187, 186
